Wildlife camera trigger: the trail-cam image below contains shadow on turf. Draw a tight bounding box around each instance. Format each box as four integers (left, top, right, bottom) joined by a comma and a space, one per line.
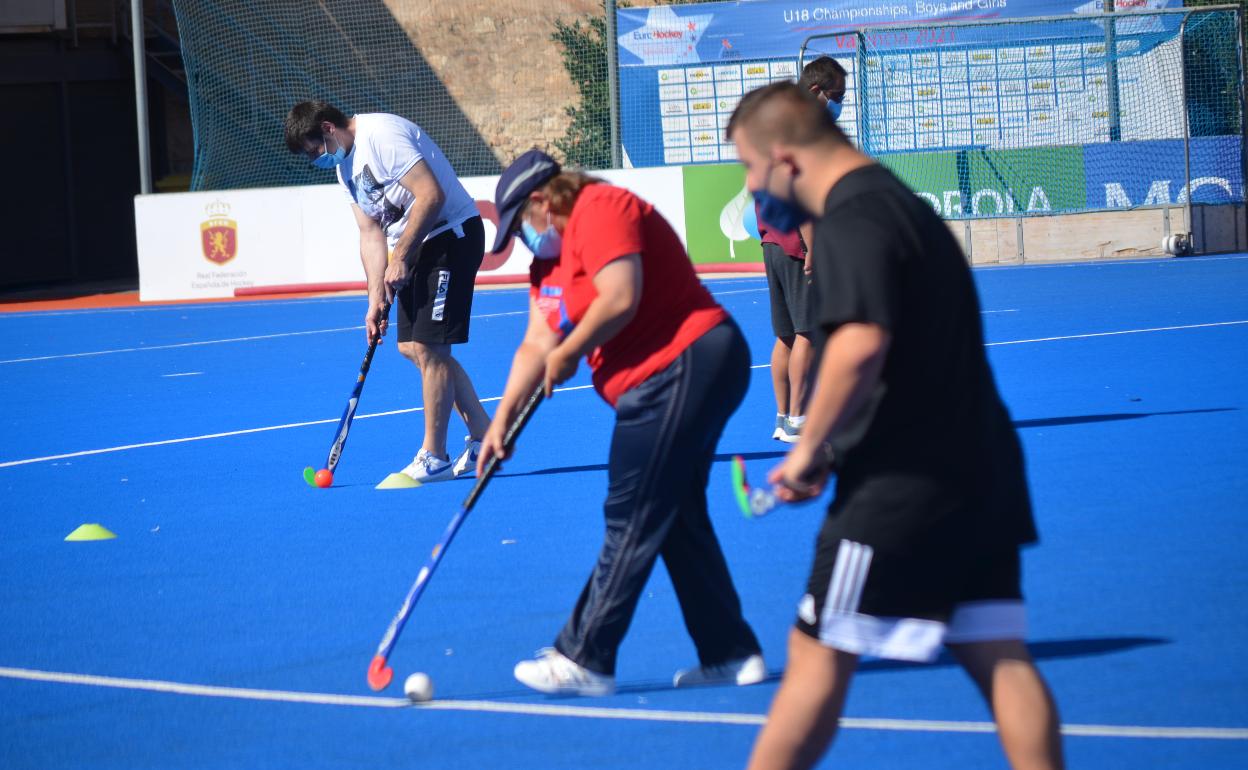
1014, 408, 1235, 429
462, 411, 1238, 482
460, 637, 1168, 700
492, 451, 790, 480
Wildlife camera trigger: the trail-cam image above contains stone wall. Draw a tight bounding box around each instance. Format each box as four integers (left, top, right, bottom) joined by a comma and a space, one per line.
386, 0, 603, 165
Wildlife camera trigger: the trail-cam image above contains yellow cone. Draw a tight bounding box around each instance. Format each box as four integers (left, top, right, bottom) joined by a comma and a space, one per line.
65, 523, 117, 541
375, 473, 421, 490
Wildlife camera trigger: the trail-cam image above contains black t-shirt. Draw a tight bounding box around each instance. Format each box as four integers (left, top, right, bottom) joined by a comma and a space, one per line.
813, 163, 1036, 545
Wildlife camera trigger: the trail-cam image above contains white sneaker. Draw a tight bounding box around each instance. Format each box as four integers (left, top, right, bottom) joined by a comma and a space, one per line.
514, 648, 615, 696
771, 413, 787, 441
673, 653, 766, 688
452, 436, 481, 478
400, 449, 454, 483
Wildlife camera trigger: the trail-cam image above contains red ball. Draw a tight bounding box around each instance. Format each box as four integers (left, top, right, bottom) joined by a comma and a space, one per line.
314, 469, 334, 488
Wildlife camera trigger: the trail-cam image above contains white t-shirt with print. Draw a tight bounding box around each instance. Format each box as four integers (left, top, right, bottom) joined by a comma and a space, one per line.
336, 113, 479, 248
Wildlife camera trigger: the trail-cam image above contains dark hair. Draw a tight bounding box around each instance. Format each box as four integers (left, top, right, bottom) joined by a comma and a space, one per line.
798, 56, 848, 95
727, 81, 846, 151
284, 101, 348, 154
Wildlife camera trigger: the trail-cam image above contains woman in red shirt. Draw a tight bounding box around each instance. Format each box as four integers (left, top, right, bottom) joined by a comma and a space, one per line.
478, 149, 764, 696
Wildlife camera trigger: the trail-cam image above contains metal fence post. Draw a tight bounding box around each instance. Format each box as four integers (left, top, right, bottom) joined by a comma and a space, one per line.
1106, 0, 1122, 143
131, 0, 152, 194
605, 0, 622, 168
856, 30, 869, 153
1180, 11, 1193, 247
1238, 6, 1248, 248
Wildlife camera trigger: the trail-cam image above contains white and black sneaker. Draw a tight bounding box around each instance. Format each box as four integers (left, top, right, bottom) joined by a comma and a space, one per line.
672, 653, 766, 688
451, 436, 482, 478
514, 648, 615, 697
400, 449, 454, 484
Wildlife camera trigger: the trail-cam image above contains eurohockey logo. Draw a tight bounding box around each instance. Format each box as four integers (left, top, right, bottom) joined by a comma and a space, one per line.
619, 6, 712, 65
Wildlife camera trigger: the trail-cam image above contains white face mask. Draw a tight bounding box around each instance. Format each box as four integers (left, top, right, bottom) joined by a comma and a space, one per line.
520, 217, 562, 259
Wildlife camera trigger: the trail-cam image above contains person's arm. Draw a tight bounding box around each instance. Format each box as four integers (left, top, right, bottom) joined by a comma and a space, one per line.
353, 204, 391, 342
768, 322, 890, 500
799, 222, 815, 275
476, 297, 561, 475
542, 254, 642, 395
383, 161, 446, 292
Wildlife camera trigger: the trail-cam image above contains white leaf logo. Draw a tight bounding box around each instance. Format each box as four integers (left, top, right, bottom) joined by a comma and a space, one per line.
719, 185, 754, 260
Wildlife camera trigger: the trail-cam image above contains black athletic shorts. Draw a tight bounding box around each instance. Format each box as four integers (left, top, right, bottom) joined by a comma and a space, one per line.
794, 472, 1027, 662
763, 242, 814, 338
396, 216, 485, 345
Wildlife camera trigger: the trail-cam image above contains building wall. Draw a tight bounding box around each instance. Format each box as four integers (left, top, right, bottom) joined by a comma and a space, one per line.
0, 35, 143, 289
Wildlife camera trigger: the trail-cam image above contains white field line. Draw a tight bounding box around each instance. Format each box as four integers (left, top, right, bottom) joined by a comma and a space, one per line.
3, 255, 1243, 321
0, 296, 368, 319
0, 311, 529, 365
0, 278, 765, 322
709, 286, 1021, 314
0, 667, 1243, 740
161, 372, 203, 378
0, 386, 594, 469
0, 326, 362, 364
0, 289, 539, 320
2, 283, 778, 364
982, 253, 1248, 270
986, 320, 1248, 346
2, 319, 1244, 469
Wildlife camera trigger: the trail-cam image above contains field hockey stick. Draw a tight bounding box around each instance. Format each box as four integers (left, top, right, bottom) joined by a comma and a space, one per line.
367, 380, 548, 691
731, 451, 835, 519
730, 455, 781, 518
303, 300, 392, 486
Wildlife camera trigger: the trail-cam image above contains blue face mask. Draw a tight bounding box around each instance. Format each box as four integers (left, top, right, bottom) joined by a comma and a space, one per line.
521, 220, 562, 259
311, 131, 347, 169
826, 97, 843, 123
752, 162, 810, 233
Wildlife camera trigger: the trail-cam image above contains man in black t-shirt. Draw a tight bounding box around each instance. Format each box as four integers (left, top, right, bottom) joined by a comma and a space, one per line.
727, 82, 1064, 770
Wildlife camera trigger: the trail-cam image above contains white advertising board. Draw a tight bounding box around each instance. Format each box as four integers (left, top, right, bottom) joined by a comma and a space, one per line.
135, 166, 687, 302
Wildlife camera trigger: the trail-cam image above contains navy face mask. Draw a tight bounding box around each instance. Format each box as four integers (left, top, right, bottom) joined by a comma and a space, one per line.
827, 97, 843, 123
752, 161, 810, 232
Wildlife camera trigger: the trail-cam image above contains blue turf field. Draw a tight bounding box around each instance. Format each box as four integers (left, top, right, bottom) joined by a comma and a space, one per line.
1, 256, 1246, 768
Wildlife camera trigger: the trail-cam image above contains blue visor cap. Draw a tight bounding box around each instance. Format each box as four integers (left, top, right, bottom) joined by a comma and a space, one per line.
491, 149, 561, 254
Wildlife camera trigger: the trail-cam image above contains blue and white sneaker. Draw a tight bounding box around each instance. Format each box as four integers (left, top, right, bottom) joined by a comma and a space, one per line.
774, 416, 802, 444
400, 449, 454, 483
452, 436, 481, 478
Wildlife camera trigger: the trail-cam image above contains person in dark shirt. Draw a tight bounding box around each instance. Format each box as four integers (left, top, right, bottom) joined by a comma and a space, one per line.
765, 55, 847, 444
727, 82, 1064, 770
757, 206, 813, 444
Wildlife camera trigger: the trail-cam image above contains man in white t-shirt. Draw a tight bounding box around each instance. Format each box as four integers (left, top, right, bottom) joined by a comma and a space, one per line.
285, 101, 490, 483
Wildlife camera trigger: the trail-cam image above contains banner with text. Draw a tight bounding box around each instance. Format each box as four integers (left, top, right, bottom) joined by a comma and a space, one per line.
617, 0, 1180, 167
